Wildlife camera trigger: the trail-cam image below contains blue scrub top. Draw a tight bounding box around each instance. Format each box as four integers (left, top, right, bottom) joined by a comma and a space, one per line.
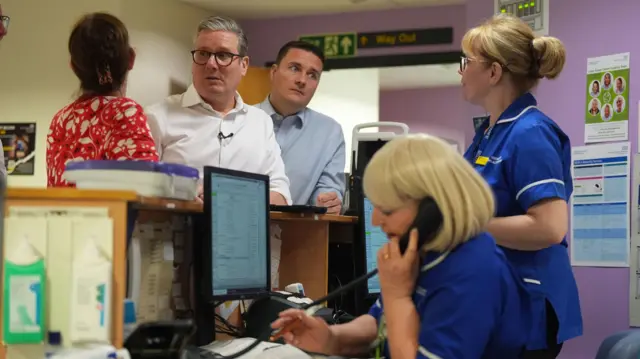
368, 232, 531, 359
463, 93, 583, 349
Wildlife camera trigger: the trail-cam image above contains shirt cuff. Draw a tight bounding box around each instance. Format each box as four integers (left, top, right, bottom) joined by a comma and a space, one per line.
516, 179, 565, 210
271, 187, 292, 205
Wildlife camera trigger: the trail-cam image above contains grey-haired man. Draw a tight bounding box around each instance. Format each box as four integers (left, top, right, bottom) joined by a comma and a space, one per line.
145, 16, 291, 205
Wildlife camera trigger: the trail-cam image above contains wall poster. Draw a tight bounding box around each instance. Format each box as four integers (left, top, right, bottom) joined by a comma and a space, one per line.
584, 52, 631, 143
0, 123, 36, 175
570, 142, 630, 267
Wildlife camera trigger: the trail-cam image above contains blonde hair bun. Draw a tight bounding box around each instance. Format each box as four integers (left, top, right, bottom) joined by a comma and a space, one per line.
462, 14, 567, 90
532, 36, 566, 80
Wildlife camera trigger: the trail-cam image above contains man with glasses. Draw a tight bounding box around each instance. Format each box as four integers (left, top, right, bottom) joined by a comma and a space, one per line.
0, 4, 7, 41
145, 16, 290, 204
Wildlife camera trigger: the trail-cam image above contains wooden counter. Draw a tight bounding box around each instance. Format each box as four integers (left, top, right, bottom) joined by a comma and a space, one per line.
0, 188, 358, 357
133, 195, 356, 301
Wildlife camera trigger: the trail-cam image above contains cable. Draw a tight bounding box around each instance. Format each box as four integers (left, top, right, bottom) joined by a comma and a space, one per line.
209, 268, 379, 359
211, 302, 244, 338
330, 274, 344, 314
214, 313, 242, 337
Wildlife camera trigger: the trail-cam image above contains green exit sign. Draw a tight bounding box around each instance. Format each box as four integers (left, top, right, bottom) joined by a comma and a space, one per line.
299, 33, 357, 58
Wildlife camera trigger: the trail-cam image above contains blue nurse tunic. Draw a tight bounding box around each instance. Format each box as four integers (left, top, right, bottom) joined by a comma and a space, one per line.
463, 92, 583, 349
368, 232, 531, 358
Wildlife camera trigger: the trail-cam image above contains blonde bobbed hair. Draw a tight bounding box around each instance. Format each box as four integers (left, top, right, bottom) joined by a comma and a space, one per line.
462, 13, 566, 92
362, 135, 495, 253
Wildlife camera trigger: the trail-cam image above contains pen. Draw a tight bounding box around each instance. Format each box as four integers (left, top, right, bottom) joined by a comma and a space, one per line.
269, 317, 302, 342
270, 306, 321, 342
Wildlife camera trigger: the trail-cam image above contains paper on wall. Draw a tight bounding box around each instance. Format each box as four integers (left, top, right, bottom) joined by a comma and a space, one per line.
584, 52, 631, 143
570, 142, 630, 267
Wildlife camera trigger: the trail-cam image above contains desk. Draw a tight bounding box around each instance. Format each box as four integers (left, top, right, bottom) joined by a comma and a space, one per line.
0, 188, 357, 358
133, 196, 356, 301
134, 197, 357, 345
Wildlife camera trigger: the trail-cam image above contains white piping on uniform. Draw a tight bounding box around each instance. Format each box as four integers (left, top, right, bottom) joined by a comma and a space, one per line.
516, 179, 565, 200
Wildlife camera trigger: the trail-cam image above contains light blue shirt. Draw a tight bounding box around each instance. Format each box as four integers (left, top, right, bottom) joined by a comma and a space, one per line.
256, 97, 346, 205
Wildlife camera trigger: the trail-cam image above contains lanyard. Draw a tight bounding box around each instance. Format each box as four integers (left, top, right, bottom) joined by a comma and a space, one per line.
375, 315, 386, 359
473, 125, 495, 159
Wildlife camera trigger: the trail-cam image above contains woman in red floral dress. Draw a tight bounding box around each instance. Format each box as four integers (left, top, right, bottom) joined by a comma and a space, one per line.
46, 12, 159, 187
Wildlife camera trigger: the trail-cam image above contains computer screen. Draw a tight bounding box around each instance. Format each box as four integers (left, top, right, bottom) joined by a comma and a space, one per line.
205, 167, 271, 301
363, 197, 386, 294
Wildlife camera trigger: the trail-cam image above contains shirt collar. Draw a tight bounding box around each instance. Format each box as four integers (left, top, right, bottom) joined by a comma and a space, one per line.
495, 92, 537, 125
181, 84, 248, 114
259, 95, 307, 126
473, 92, 538, 136
420, 251, 450, 272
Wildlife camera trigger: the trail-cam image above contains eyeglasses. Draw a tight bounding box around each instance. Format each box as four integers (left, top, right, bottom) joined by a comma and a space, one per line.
460, 56, 474, 72
461, 56, 508, 73
191, 50, 242, 67
0, 15, 9, 32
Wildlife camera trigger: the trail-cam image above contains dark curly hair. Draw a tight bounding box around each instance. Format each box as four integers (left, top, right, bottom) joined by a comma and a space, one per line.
68, 12, 132, 95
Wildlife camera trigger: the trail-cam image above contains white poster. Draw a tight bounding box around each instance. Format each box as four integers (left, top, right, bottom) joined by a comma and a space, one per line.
570, 142, 630, 267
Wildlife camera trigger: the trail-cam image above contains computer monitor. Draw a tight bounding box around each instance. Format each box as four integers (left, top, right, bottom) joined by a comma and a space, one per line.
363, 196, 385, 294
202, 166, 271, 301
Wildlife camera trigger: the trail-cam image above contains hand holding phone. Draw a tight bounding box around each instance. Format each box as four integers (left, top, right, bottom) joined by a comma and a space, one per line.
377, 228, 421, 301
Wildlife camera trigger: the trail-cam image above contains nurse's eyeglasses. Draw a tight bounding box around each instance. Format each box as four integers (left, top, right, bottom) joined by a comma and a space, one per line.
460, 56, 473, 72
460, 56, 508, 72
460, 56, 487, 72
191, 50, 243, 67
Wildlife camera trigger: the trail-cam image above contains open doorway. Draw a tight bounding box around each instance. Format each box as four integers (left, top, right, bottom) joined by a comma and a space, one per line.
307, 63, 465, 172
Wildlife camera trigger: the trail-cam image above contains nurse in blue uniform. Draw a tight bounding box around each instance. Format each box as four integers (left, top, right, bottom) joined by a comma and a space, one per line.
460, 14, 583, 358
271, 135, 531, 359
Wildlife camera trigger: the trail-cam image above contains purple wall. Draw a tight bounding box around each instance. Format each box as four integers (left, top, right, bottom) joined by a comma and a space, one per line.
242, 1, 639, 358
380, 87, 474, 147
240, 5, 467, 66
536, 0, 638, 357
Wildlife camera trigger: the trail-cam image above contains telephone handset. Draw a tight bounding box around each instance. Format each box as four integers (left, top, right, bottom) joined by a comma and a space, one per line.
398, 197, 444, 255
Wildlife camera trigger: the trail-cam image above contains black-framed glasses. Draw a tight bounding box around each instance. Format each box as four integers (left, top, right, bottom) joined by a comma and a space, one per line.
191, 50, 242, 67
0, 15, 9, 33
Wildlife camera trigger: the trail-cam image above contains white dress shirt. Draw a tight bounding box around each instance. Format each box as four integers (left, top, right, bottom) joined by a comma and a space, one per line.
145, 85, 292, 204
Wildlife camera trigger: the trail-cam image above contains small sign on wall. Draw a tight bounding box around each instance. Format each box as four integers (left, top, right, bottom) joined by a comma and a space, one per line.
299, 33, 357, 58
0, 123, 36, 175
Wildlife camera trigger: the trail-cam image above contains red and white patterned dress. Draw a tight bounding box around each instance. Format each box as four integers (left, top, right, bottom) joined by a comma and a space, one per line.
46, 96, 159, 187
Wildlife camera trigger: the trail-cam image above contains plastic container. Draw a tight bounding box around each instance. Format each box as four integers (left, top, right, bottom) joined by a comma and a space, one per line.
63, 160, 199, 200
69, 241, 112, 344
2, 241, 46, 344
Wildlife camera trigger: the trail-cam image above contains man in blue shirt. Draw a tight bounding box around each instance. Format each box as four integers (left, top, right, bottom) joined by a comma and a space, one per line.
256, 41, 345, 213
